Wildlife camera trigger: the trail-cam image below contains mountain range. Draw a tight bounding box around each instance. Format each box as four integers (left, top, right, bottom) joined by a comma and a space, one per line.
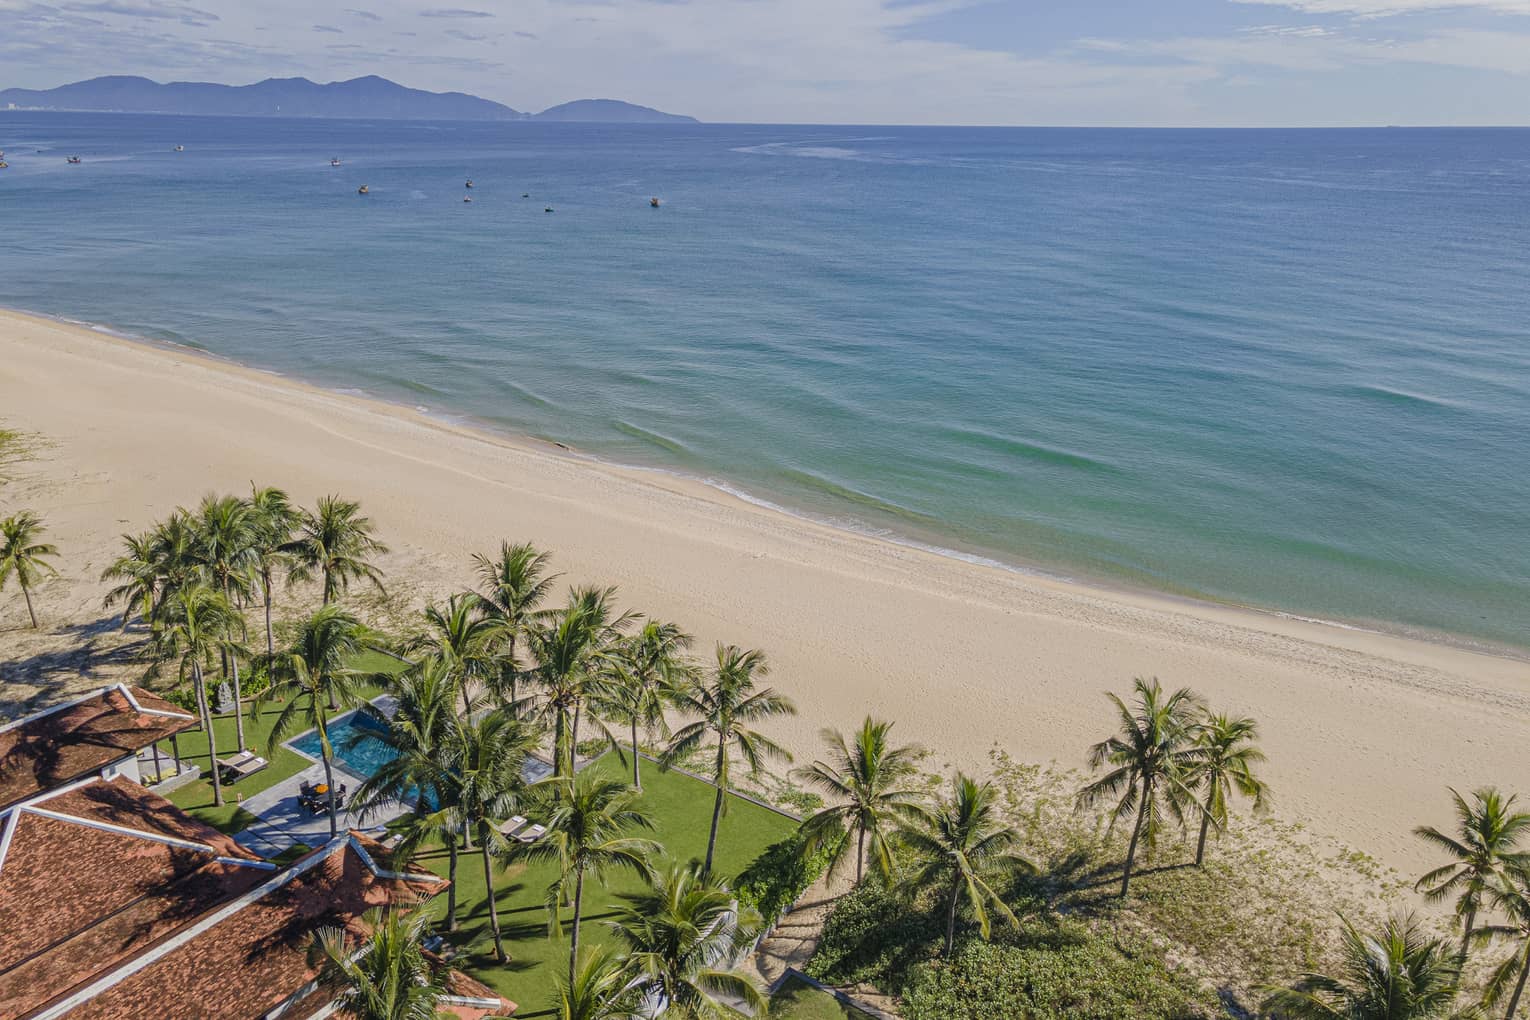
0, 75, 698, 124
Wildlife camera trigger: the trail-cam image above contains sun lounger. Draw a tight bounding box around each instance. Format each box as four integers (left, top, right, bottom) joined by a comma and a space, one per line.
497, 815, 528, 838
216, 752, 269, 782
514, 823, 546, 843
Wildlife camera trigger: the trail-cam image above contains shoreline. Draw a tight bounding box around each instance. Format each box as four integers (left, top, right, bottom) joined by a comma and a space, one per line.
14, 302, 1525, 666
1, 306, 1528, 872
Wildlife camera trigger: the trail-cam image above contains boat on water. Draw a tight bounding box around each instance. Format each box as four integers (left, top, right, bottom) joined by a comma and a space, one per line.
650, 197, 661, 207
522, 192, 529, 198
174, 145, 185, 152
463, 195, 473, 203
0, 162, 8, 169
465, 179, 474, 189
66, 156, 81, 164
545, 206, 554, 213
330, 158, 342, 167
358, 185, 369, 195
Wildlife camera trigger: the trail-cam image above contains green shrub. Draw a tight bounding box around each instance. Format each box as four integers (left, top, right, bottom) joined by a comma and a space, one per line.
899, 924, 1213, 1020
806, 882, 941, 988
734, 823, 841, 929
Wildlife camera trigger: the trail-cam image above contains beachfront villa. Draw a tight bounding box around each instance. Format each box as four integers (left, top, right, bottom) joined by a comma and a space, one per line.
0, 685, 515, 1019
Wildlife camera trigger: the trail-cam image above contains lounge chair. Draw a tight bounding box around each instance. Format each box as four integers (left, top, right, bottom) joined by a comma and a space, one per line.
515, 823, 546, 843
497, 815, 528, 838
216, 752, 269, 783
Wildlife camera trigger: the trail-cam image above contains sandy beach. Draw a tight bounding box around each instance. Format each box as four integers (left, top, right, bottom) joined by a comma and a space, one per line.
0, 307, 1526, 874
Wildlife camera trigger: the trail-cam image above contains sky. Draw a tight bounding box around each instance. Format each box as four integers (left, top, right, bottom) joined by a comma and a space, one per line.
3, 0, 1530, 125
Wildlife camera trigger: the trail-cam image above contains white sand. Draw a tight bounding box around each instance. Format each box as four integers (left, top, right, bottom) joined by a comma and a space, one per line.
1, 308, 1526, 873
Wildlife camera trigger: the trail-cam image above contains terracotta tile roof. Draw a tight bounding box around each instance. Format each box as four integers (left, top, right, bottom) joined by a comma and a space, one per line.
0, 777, 272, 1019
24, 831, 449, 1020
0, 684, 197, 810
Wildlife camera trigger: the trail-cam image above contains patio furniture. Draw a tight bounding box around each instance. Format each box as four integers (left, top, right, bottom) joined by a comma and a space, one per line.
514, 823, 546, 843
497, 815, 528, 838
216, 751, 269, 783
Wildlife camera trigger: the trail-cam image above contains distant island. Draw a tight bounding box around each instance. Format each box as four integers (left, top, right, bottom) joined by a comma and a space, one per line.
0, 75, 698, 124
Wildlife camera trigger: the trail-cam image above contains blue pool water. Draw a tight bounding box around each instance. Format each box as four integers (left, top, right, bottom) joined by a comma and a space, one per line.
289, 709, 399, 781
3, 113, 1528, 649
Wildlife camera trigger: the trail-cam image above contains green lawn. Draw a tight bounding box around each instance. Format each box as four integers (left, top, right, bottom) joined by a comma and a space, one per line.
164, 670, 394, 833
414, 753, 798, 1018
770, 973, 877, 1020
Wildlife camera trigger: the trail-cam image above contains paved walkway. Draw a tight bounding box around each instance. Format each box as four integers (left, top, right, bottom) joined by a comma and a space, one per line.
232, 759, 399, 855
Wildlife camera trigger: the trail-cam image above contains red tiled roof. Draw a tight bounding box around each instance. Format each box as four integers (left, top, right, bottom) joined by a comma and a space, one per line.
23, 831, 448, 1020
0, 685, 197, 810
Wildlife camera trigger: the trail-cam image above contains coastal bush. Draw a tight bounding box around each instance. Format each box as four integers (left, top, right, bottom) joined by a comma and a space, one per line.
733, 823, 842, 929
806, 883, 943, 988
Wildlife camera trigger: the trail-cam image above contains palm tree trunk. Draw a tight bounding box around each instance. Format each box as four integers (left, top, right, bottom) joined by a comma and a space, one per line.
1459, 905, 1477, 965
632, 719, 642, 790
481, 820, 506, 962
856, 827, 866, 885
1503, 938, 1530, 1020
231, 654, 247, 753
20, 578, 37, 628
570, 702, 582, 774
704, 781, 725, 877
944, 871, 961, 958
322, 751, 339, 838
194, 660, 225, 808
446, 840, 460, 932
1121, 778, 1149, 898
262, 568, 275, 657
554, 708, 568, 779
570, 870, 585, 989
1195, 787, 1214, 868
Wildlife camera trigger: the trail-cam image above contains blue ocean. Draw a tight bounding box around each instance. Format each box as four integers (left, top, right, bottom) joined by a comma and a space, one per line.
2, 113, 1527, 650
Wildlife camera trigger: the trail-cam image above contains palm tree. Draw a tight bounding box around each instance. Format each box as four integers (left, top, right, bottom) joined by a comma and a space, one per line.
795, 716, 924, 885
1076, 677, 1206, 897
1261, 914, 1468, 1020
101, 530, 159, 630
1481, 864, 1530, 1020
147, 584, 243, 808
897, 773, 1035, 958
609, 860, 766, 1019
509, 771, 657, 988
1189, 712, 1271, 867
144, 512, 199, 608
0, 510, 59, 629
474, 540, 559, 706
248, 485, 301, 657
594, 620, 693, 790
406, 592, 496, 714
1416, 787, 1530, 963
309, 907, 447, 1020
661, 644, 796, 876
525, 587, 634, 777
286, 494, 388, 605
188, 494, 260, 752
255, 604, 371, 837
455, 708, 539, 963
553, 946, 644, 1020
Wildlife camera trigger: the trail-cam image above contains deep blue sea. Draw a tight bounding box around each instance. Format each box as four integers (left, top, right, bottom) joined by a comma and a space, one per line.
2, 113, 1527, 650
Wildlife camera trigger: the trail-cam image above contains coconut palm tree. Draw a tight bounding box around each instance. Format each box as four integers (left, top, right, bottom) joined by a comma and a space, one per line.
509, 771, 657, 988
1416, 788, 1530, 964
553, 946, 644, 1020
1261, 914, 1470, 1020
101, 530, 159, 630
0, 510, 59, 629
405, 592, 497, 714
309, 907, 447, 1020
285, 494, 388, 606
248, 485, 301, 657
1076, 677, 1206, 897
609, 860, 766, 1019
255, 604, 371, 837
474, 540, 559, 707
146, 583, 244, 808
593, 620, 693, 790
1189, 712, 1271, 867
187, 495, 261, 751
1480, 864, 1530, 1020
661, 644, 796, 876
795, 716, 924, 885
145, 511, 199, 608
897, 773, 1035, 958
525, 587, 635, 777
455, 707, 539, 963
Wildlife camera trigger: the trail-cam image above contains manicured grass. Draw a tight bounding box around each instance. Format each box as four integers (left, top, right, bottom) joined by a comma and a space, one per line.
770, 973, 877, 1020
413, 753, 798, 1017
164, 678, 391, 834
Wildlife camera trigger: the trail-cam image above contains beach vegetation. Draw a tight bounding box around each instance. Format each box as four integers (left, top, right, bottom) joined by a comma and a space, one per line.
1188, 711, 1271, 867
1415, 787, 1530, 964
1478, 864, 1530, 1020
593, 619, 693, 790
285, 493, 389, 605
0, 509, 59, 628
472, 539, 560, 706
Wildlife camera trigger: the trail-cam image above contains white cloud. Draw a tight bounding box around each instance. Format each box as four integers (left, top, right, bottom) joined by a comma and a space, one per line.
1232, 0, 1530, 17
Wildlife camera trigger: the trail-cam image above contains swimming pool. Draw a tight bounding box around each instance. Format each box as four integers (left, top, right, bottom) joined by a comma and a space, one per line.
289, 708, 397, 780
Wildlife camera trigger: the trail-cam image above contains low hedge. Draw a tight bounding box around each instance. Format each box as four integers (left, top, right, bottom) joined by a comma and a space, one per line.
734, 823, 842, 929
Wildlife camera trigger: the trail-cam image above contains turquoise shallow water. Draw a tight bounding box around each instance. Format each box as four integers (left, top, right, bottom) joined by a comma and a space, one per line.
2, 113, 1527, 649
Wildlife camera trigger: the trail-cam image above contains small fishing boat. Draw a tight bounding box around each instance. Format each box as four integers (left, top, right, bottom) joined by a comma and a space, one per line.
358, 184, 369, 195
66, 156, 81, 164
0, 162, 8, 169
522, 192, 529, 198
463, 195, 473, 203
545, 206, 554, 213
174, 145, 185, 152
650, 197, 661, 208
465, 179, 473, 189
330, 158, 342, 167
